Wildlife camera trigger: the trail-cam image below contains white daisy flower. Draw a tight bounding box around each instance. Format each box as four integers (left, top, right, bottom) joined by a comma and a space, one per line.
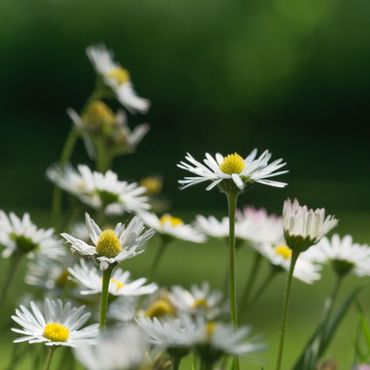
169, 282, 224, 319
177, 150, 288, 191
70, 222, 90, 243
136, 314, 197, 349
86, 44, 150, 114
283, 199, 338, 252
108, 297, 137, 322
62, 213, 155, 270
139, 212, 206, 243
193, 320, 264, 358
193, 215, 229, 239
11, 299, 98, 347
0, 211, 64, 259
69, 259, 158, 296
25, 255, 72, 290
74, 324, 149, 370
236, 207, 283, 245
257, 243, 322, 284
305, 234, 370, 277
47, 164, 150, 216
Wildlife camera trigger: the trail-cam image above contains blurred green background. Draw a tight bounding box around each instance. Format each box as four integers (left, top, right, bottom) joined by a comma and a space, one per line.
0, 0, 370, 368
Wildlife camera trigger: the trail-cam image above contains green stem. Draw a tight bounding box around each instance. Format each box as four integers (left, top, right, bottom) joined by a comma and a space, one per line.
225, 191, 240, 370
240, 252, 262, 314
99, 267, 113, 331
150, 237, 169, 279
43, 347, 56, 370
200, 360, 214, 370
172, 356, 182, 370
0, 252, 22, 307
275, 251, 299, 370
244, 267, 276, 313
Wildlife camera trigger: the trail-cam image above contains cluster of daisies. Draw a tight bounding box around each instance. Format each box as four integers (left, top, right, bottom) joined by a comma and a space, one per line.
1, 44, 369, 370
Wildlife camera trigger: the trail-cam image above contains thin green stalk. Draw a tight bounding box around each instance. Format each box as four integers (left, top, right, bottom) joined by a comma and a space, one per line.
240, 252, 262, 314
172, 356, 182, 370
200, 360, 214, 370
43, 347, 56, 370
226, 191, 240, 370
150, 237, 170, 279
99, 267, 113, 330
275, 251, 299, 370
243, 268, 276, 314
0, 252, 22, 307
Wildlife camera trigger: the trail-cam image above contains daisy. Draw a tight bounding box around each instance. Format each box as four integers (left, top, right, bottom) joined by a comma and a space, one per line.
108, 296, 137, 322
136, 314, 197, 349
169, 282, 224, 319
193, 215, 229, 239
11, 298, 98, 347
283, 199, 338, 252
193, 320, 264, 360
236, 207, 283, 245
69, 259, 158, 296
62, 213, 155, 270
74, 324, 149, 370
86, 44, 150, 114
47, 164, 150, 216
177, 150, 288, 191
25, 255, 72, 290
139, 212, 206, 243
258, 243, 322, 284
0, 211, 65, 259
305, 234, 370, 277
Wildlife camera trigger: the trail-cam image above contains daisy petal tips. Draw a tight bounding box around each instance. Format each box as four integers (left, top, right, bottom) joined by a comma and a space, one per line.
177, 150, 288, 192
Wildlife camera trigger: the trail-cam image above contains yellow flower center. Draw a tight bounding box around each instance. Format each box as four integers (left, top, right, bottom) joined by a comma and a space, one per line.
145, 298, 176, 318
82, 101, 116, 128
192, 298, 209, 309
43, 322, 69, 342
206, 322, 217, 339
108, 67, 130, 85
140, 177, 162, 195
219, 153, 245, 174
159, 214, 184, 227
110, 278, 124, 291
274, 244, 292, 260
96, 229, 122, 258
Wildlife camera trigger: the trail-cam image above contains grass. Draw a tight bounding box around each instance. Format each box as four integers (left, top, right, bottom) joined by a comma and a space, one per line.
0, 209, 370, 369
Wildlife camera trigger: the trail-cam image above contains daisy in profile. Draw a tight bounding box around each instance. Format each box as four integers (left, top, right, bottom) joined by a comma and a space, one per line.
69, 259, 158, 296
177, 150, 287, 191
169, 282, 224, 319
236, 207, 283, 245
283, 198, 338, 253
74, 324, 149, 370
62, 213, 155, 271
86, 44, 150, 114
47, 164, 150, 216
0, 211, 65, 259
193, 215, 229, 239
305, 234, 370, 278
11, 299, 98, 347
139, 212, 206, 276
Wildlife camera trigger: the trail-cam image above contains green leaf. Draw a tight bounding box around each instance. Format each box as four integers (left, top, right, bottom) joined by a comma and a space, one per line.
292, 288, 360, 370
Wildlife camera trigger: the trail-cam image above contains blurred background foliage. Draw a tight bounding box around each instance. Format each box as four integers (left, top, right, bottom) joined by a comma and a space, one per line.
0, 0, 369, 217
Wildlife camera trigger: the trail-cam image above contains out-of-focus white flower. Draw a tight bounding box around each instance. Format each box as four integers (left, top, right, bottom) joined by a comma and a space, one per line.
177, 150, 287, 191
257, 243, 322, 284
283, 199, 338, 252
236, 207, 283, 245
0, 211, 64, 259
169, 282, 224, 319
69, 259, 158, 296
136, 314, 197, 349
193, 215, 229, 239
140, 212, 206, 243
47, 164, 150, 216
305, 234, 370, 277
62, 213, 155, 270
74, 324, 148, 370
11, 299, 98, 347
108, 297, 137, 322
86, 45, 150, 114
